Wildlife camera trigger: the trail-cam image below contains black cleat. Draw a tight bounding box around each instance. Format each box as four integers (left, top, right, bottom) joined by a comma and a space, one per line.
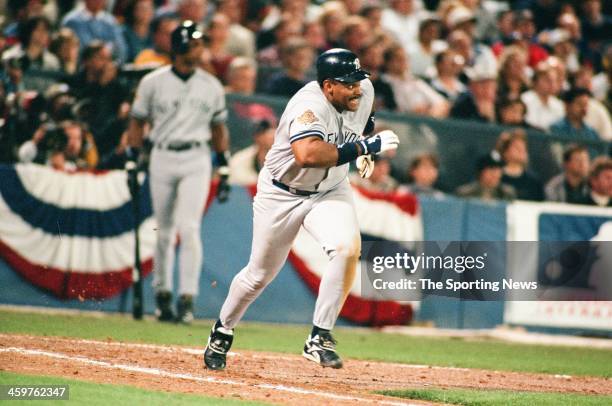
155, 291, 175, 322
204, 321, 234, 371
302, 332, 343, 369
176, 294, 194, 324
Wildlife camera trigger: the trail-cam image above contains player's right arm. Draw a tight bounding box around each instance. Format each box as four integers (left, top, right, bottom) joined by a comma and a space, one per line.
127, 117, 147, 148
127, 76, 153, 149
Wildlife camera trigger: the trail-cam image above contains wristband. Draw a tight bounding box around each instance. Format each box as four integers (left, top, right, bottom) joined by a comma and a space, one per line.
215, 151, 231, 167
336, 142, 361, 166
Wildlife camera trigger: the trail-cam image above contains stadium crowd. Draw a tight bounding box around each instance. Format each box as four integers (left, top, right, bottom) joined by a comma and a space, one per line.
0, 0, 610, 206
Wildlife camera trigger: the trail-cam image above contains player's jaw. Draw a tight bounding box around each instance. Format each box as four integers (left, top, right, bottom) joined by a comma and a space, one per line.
331, 81, 362, 112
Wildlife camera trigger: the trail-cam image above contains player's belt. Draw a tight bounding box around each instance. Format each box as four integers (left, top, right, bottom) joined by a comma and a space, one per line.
272, 179, 318, 196
156, 141, 202, 151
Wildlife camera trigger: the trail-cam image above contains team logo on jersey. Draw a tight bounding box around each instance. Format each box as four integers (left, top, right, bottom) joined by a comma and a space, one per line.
297, 110, 318, 125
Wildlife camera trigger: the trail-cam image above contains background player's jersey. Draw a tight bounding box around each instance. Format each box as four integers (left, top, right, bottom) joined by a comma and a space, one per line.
265, 79, 374, 192
131, 66, 227, 145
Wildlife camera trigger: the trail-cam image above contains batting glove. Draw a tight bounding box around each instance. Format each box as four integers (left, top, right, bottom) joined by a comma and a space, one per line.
359, 130, 399, 155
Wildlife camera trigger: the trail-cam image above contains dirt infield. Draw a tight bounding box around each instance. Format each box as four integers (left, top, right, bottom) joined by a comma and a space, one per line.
0, 334, 610, 405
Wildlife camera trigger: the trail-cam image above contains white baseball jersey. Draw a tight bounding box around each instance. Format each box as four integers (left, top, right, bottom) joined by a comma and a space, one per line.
265, 79, 374, 192
131, 66, 228, 145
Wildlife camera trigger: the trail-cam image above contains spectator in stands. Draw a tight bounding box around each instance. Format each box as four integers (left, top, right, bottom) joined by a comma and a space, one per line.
358, 40, 396, 111
340, 15, 370, 54
360, 1, 384, 34
400, 153, 444, 198
2, 16, 60, 93
229, 119, 275, 186
572, 66, 612, 141
342, 0, 364, 16
2, 56, 26, 93
546, 55, 570, 95
462, 0, 497, 44
583, 157, 612, 207
456, 151, 516, 201
544, 144, 590, 204
17, 120, 98, 170
319, 1, 348, 50
497, 46, 530, 101
69, 41, 130, 158
580, 0, 611, 70
408, 17, 446, 78
550, 88, 601, 141
450, 66, 496, 123
447, 29, 497, 84
541, 28, 579, 75
133, 16, 178, 67
121, 0, 154, 63
225, 56, 257, 95
207, 13, 234, 82
496, 97, 528, 128
350, 155, 399, 193
492, 9, 548, 68
429, 49, 466, 104
491, 9, 515, 46
521, 66, 564, 131
382, 43, 449, 118
156, 0, 207, 25
3, 0, 45, 47
592, 45, 611, 108
62, 0, 128, 64
216, 0, 256, 59
303, 19, 327, 56
266, 37, 313, 97
49, 27, 80, 75
257, 15, 302, 68
496, 129, 543, 201
381, 0, 423, 53
445, 6, 477, 39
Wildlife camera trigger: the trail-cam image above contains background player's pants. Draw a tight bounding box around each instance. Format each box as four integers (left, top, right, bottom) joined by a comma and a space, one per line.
149, 146, 211, 297
220, 168, 360, 330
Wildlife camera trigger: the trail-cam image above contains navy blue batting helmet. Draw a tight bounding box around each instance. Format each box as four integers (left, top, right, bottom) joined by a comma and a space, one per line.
171, 20, 204, 55
316, 48, 370, 86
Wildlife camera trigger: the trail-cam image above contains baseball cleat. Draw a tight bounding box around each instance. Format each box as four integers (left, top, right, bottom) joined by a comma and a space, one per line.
302, 332, 343, 369
155, 291, 175, 322
176, 294, 194, 324
204, 321, 234, 371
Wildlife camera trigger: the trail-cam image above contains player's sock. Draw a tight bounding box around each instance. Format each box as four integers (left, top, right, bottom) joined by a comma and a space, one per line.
311, 325, 330, 337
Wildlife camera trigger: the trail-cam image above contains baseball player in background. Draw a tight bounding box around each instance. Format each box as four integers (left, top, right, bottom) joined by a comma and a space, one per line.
127, 21, 231, 324
204, 48, 399, 370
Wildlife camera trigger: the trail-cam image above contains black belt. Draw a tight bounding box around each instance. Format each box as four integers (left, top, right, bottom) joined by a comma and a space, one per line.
272, 179, 318, 196
156, 141, 202, 151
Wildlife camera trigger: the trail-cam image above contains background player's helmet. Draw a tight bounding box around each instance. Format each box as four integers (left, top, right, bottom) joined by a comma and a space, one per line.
316, 48, 370, 86
171, 20, 204, 55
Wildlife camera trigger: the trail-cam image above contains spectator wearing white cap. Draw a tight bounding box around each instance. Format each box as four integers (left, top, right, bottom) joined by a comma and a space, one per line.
450, 65, 497, 123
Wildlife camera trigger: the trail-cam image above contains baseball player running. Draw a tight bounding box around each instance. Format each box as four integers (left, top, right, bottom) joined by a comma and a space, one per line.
127, 21, 231, 324
204, 48, 399, 370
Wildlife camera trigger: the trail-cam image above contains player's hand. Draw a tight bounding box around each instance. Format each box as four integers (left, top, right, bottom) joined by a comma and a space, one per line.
360, 130, 399, 155
356, 155, 374, 178
217, 167, 230, 203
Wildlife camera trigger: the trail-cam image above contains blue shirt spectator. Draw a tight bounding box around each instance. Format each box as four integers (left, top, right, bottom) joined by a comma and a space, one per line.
61, 0, 128, 64
550, 88, 602, 141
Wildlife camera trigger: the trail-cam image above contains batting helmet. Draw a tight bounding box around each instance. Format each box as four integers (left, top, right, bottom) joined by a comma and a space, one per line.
316, 48, 370, 86
171, 20, 204, 55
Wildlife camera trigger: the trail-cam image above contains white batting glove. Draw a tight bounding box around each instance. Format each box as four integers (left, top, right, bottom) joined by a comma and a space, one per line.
356, 155, 374, 178
360, 129, 400, 155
